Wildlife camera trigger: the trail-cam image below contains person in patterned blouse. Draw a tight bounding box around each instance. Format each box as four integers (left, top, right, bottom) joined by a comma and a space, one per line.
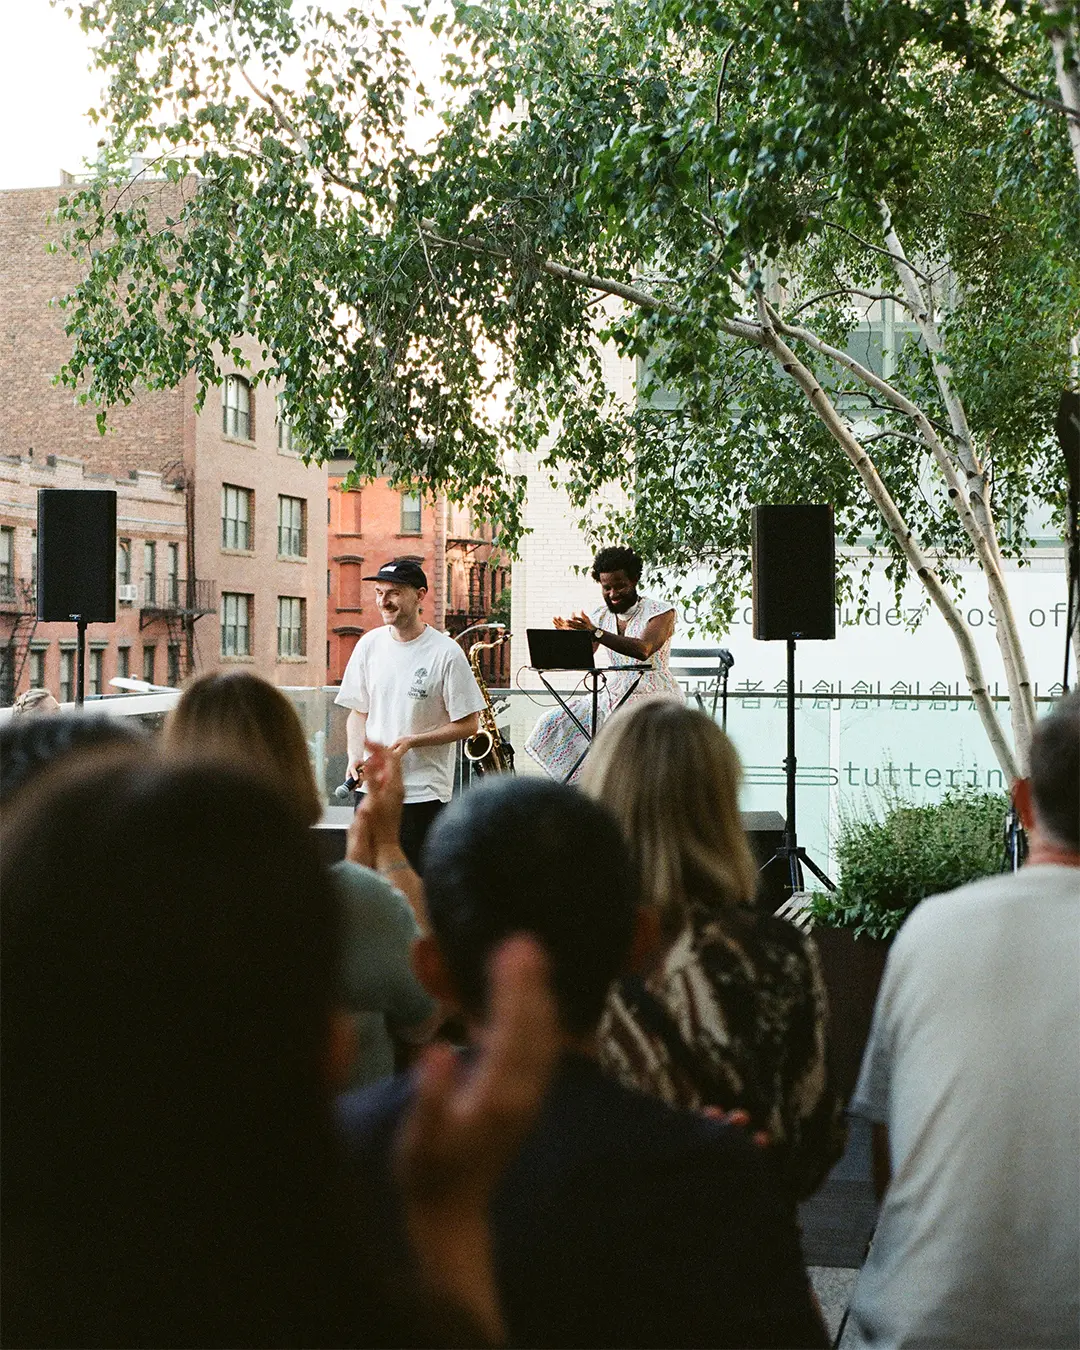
581, 698, 846, 1202
524, 546, 682, 783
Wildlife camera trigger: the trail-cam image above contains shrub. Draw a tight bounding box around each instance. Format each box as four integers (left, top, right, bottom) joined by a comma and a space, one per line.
809, 787, 1008, 941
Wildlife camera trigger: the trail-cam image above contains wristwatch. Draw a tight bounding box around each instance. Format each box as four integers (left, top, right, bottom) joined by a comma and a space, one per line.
592, 627, 604, 641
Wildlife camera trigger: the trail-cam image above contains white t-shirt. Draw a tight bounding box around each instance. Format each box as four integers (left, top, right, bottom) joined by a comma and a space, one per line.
848, 864, 1080, 1349
334, 625, 486, 803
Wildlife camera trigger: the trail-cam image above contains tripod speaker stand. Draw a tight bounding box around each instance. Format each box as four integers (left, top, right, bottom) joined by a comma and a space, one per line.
751, 505, 837, 896
772, 637, 835, 894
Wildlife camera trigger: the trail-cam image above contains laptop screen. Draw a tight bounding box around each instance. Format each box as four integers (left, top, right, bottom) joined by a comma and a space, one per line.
526, 628, 597, 671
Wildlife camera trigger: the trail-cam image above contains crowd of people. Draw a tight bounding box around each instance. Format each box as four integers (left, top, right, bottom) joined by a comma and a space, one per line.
2, 549, 1078, 1350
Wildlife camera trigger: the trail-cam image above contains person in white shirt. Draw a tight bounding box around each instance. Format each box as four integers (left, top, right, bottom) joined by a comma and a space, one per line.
847, 687, 1080, 1349
335, 559, 486, 867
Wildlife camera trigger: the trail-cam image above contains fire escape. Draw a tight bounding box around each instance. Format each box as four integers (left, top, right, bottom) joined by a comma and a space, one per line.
139, 577, 217, 678
0, 577, 37, 705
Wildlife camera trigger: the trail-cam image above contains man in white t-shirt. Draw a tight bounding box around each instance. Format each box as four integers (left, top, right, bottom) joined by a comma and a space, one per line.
847, 688, 1080, 1349
335, 559, 486, 867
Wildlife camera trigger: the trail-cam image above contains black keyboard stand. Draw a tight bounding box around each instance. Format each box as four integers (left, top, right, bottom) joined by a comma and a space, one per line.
527, 664, 653, 783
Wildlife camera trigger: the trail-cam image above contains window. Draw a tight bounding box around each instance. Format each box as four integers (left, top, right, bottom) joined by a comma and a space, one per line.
278, 495, 306, 557
143, 645, 156, 684
167, 644, 181, 687
222, 485, 253, 550
222, 375, 252, 440
400, 492, 422, 534
117, 647, 130, 680
60, 650, 75, 703
340, 489, 362, 533
277, 394, 300, 452
277, 596, 306, 658
0, 526, 13, 599
118, 539, 132, 587
144, 541, 157, 604
166, 542, 180, 605
28, 648, 46, 689
89, 649, 104, 697
221, 592, 252, 658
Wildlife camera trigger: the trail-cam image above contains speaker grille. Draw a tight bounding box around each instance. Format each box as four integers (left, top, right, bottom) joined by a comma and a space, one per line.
37, 489, 118, 624
751, 504, 836, 641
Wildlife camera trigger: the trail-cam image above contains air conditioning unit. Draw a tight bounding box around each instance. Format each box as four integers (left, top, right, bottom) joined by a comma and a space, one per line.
118, 584, 138, 604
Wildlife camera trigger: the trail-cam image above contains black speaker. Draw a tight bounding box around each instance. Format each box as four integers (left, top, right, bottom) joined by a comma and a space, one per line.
751, 504, 836, 641
37, 489, 117, 623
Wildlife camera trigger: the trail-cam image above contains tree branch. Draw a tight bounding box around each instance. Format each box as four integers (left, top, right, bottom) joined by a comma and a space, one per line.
807, 216, 933, 284
986, 63, 1080, 124
788, 287, 911, 318
419, 220, 765, 341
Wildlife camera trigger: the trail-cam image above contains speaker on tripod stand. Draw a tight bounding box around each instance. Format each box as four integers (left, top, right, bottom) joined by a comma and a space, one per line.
751, 504, 837, 896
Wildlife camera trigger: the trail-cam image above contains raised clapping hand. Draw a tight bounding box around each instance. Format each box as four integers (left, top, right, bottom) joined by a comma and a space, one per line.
396, 936, 560, 1344
553, 611, 594, 632
347, 741, 404, 868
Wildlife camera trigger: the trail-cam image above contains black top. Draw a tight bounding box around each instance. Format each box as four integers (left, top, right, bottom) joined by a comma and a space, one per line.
337, 1052, 827, 1349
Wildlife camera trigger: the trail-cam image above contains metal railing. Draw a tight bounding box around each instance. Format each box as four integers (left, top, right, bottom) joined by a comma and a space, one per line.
142, 578, 217, 615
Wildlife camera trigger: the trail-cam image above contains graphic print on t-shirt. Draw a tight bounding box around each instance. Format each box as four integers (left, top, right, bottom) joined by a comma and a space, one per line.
408, 666, 429, 700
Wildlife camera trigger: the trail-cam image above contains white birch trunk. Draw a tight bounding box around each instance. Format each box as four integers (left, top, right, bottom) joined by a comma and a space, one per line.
879, 210, 1036, 756
754, 310, 1020, 779
1044, 0, 1080, 186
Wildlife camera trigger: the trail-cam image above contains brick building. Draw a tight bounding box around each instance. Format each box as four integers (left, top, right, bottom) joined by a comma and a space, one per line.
0, 184, 327, 703
0, 455, 187, 702
327, 457, 510, 686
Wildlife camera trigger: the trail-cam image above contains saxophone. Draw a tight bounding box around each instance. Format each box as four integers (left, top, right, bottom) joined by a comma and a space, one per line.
463, 632, 515, 775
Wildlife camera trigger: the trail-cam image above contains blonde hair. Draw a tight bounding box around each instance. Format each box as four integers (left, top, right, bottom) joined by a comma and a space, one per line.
580, 699, 758, 939
165, 671, 323, 826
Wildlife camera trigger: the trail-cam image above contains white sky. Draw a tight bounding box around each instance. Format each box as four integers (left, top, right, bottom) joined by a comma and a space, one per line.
0, 0, 105, 189
0, 0, 455, 190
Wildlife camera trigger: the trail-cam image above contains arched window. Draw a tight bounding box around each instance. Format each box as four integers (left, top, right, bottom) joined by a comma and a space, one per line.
222, 375, 252, 440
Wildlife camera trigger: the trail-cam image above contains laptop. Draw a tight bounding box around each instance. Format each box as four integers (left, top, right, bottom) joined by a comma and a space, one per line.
526, 628, 597, 671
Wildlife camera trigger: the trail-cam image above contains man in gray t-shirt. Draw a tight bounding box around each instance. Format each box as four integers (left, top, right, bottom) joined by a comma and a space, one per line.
848, 691, 1080, 1349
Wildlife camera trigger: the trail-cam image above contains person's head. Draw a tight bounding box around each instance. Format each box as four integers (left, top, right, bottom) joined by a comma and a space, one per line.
364, 558, 428, 631
2, 751, 349, 1344
0, 710, 145, 811
580, 699, 759, 939
417, 776, 642, 1039
590, 545, 643, 614
165, 669, 323, 826
13, 687, 60, 716
1017, 688, 1080, 857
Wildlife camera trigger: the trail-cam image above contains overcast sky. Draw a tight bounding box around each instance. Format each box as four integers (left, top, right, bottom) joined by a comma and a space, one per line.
0, 1, 105, 189
0, 0, 451, 191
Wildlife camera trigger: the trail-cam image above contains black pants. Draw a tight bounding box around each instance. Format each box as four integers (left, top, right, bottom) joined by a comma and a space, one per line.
397, 799, 446, 871
353, 796, 445, 870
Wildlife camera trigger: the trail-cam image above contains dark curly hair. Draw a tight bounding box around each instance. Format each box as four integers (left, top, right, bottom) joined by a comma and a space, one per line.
590, 546, 643, 584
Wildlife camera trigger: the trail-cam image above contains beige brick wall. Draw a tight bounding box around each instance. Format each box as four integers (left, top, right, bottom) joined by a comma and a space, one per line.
1, 185, 328, 692
0, 187, 187, 479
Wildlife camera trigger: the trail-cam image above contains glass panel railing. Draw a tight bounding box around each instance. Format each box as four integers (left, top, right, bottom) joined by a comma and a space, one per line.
274, 684, 1028, 882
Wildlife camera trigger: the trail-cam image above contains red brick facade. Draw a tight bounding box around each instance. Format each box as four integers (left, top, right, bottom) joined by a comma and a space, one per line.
327, 464, 509, 686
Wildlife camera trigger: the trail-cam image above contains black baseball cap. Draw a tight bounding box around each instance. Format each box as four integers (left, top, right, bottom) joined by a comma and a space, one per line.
363, 559, 429, 590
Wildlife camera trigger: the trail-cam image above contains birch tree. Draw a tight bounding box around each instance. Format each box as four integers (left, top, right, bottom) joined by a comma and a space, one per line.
57, 0, 1079, 774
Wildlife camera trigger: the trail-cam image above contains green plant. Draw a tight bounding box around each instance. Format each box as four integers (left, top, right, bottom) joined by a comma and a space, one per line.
809, 787, 1008, 941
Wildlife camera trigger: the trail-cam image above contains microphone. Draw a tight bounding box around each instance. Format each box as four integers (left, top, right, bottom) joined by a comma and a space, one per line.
334, 776, 359, 800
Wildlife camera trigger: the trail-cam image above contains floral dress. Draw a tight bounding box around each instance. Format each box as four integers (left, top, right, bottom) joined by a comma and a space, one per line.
599, 903, 846, 1202
524, 594, 682, 783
